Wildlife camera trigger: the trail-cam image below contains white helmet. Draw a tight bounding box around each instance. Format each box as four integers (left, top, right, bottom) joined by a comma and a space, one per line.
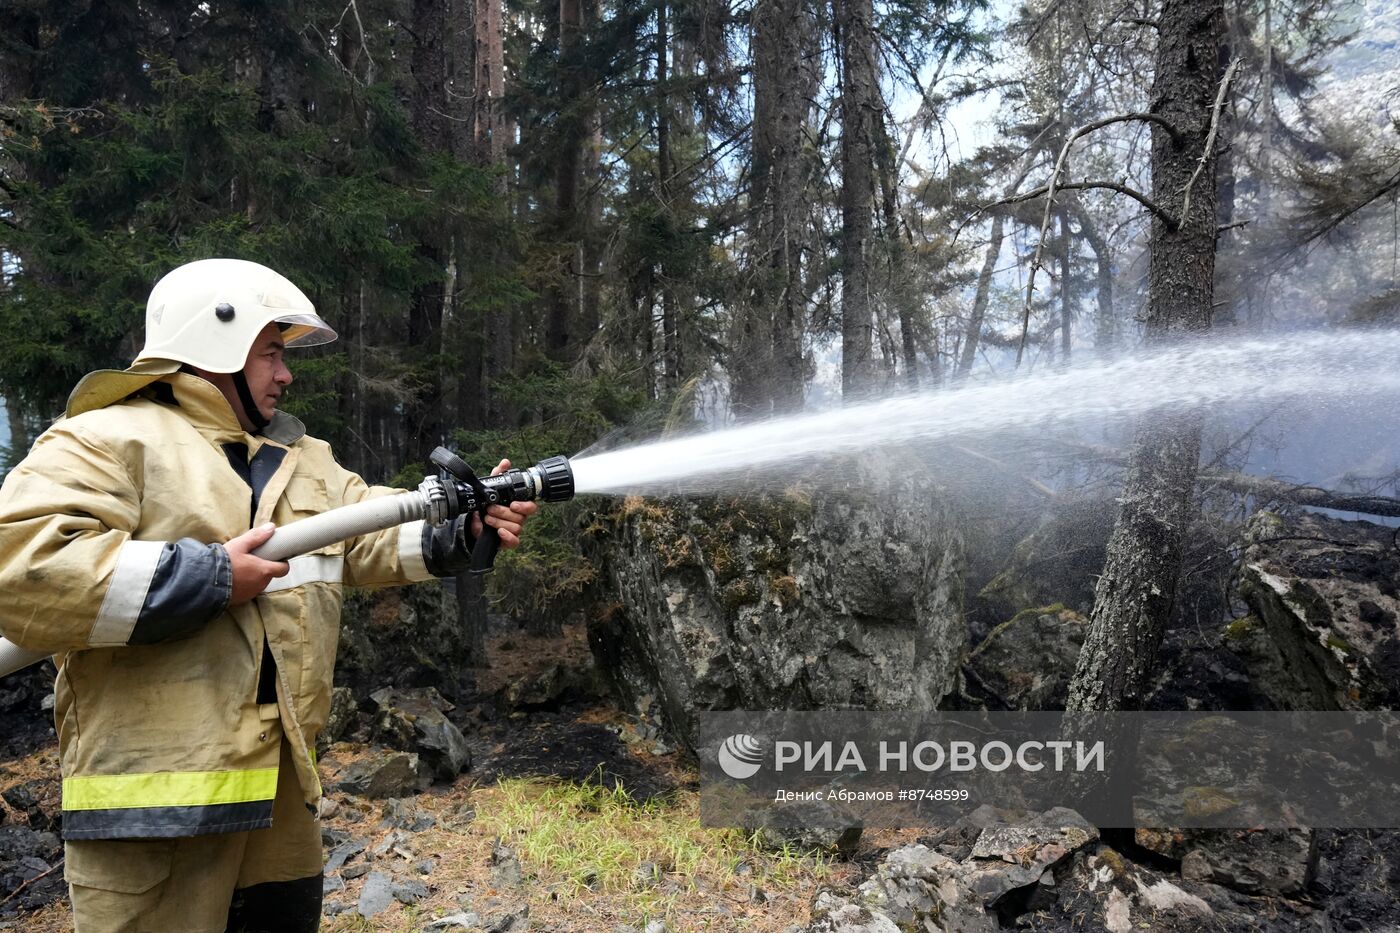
134, 258, 337, 372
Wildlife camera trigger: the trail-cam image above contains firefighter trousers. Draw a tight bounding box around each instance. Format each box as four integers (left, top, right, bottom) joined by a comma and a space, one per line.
65, 740, 324, 933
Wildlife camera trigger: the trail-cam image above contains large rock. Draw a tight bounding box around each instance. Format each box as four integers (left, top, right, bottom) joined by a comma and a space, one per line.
585, 460, 965, 750
369, 687, 471, 782
1231, 510, 1400, 710
962, 607, 1087, 710
1136, 827, 1318, 896
335, 750, 430, 799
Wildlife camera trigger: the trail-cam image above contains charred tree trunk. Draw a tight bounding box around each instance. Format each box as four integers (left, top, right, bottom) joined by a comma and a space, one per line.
837, 0, 878, 400
1066, 0, 1224, 712
657, 0, 681, 392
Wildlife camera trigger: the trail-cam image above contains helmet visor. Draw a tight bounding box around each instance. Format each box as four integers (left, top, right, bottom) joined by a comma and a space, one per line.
275, 312, 338, 348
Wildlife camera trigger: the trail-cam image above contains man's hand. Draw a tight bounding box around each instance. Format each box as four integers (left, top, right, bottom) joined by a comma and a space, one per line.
225, 523, 290, 605
471, 459, 539, 548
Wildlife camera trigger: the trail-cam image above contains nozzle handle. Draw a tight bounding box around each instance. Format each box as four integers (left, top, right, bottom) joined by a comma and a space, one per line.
470, 523, 501, 575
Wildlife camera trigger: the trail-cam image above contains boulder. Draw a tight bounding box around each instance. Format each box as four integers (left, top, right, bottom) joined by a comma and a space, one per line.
369, 687, 471, 782
806, 891, 903, 933
1231, 510, 1400, 710
586, 459, 965, 751
962, 607, 1087, 710
1136, 827, 1318, 896
335, 750, 429, 799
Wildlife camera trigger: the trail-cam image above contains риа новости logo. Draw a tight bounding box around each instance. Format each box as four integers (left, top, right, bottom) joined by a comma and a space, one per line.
718, 734, 765, 779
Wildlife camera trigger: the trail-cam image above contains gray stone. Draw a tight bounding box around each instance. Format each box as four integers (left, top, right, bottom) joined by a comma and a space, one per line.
806, 891, 902, 933
855, 844, 994, 933
380, 797, 438, 832
643, 922, 669, 933
743, 799, 862, 855
585, 458, 966, 752
427, 914, 482, 931
320, 686, 359, 750
1148, 827, 1318, 896
490, 839, 524, 887
370, 686, 472, 781
415, 858, 438, 875
632, 861, 661, 888
357, 871, 394, 918
323, 874, 345, 894
336, 751, 429, 799
324, 837, 368, 872
483, 903, 529, 933
323, 899, 351, 917
342, 862, 371, 880
1232, 510, 1400, 710
393, 877, 430, 904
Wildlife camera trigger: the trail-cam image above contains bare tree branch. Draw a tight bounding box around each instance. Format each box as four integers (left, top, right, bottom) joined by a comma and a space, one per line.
994, 181, 1178, 229
1180, 57, 1240, 225
997, 111, 1183, 367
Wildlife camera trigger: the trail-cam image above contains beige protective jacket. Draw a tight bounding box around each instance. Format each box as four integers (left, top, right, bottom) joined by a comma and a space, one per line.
0, 372, 446, 839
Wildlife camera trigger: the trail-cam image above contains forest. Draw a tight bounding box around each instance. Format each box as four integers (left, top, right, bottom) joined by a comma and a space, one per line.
2, 0, 1399, 930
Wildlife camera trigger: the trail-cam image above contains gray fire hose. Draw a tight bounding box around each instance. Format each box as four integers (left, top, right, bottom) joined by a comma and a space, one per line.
0, 450, 574, 680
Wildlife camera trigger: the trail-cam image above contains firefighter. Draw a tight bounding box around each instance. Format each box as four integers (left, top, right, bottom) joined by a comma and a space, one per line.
0, 258, 536, 931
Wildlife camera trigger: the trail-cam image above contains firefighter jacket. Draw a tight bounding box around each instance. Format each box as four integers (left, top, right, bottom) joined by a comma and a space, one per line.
0, 370, 463, 840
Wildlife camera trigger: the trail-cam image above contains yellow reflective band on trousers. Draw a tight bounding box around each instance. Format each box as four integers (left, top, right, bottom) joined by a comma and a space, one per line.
62, 767, 280, 811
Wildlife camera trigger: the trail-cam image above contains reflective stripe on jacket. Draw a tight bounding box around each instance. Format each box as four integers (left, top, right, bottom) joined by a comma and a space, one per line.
0, 373, 443, 839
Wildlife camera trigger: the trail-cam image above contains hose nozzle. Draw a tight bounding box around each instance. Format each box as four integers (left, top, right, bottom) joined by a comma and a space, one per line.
526, 455, 575, 502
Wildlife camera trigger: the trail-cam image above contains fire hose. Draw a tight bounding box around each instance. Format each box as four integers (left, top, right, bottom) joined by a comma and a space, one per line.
0, 448, 574, 679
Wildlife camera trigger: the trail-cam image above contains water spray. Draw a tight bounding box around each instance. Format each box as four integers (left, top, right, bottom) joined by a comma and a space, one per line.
0, 449, 575, 678
4, 327, 1400, 680
567, 328, 1400, 496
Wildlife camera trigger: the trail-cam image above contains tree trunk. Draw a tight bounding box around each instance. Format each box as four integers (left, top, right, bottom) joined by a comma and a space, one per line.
1069, 202, 1116, 355
1066, 0, 1224, 712
957, 155, 1037, 380
657, 0, 682, 392
545, 0, 587, 362
732, 0, 811, 418
838, 0, 878, 400
406, 0, 455, 458
957, 213, 1006, 380
1058, 208, 1072, 363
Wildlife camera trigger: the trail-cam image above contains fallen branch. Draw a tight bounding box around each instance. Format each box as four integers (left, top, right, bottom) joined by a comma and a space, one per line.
0, 858, 63, 909
1199, 472, 1400, 519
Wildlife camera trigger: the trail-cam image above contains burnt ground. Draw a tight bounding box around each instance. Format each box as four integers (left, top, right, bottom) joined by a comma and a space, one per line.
4, 620, 1400, 930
